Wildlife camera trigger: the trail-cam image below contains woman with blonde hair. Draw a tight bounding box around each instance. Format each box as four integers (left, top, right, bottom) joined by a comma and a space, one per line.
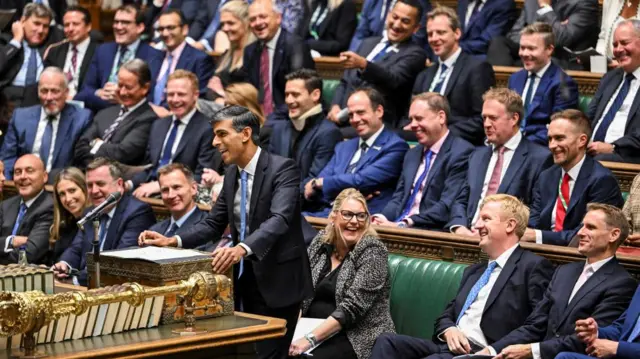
289, 188, 395, 359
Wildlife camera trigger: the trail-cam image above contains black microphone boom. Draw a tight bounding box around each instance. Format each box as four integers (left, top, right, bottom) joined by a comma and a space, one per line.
77, 192, 122, 228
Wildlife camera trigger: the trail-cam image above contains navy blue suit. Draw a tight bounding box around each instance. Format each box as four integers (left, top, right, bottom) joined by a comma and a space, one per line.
370, 246, 555, 359
529, 156, 624, 246
379, 134, 474, 230
75, 42, 163, 112
149, 207, 212, 251
492, 259, 636, 359
458, 0, 516, 56
508, 63, 579, 145
447, 138, 552, 230
130, 110, 219, 188
58, 194, 156, 286
0, 104, 92, 179
268, 112, 342, 192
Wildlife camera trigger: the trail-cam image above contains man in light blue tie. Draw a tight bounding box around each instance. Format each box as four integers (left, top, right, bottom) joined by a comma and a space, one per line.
369, 194, 555, 359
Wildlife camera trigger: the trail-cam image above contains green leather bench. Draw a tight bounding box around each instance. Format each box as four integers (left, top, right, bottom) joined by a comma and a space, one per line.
388, 254, 467, 339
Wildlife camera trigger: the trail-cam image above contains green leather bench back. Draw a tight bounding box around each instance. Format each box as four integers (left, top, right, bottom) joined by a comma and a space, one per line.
323, 79, 341, 106
578, 96, 592, 114
388, 254, 467, 339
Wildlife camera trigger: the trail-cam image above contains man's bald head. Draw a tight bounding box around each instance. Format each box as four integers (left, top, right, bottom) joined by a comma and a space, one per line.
13, 154, 48, 201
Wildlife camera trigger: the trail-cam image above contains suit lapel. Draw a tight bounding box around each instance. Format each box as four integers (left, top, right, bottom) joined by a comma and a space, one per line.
567, 157, 593, 216
340, 140, 361, 173
458, 0, 470, 31
227, 167, 240, 241
444, 53, 467, 97
498, 140, 528, 193
402, 147, 423, 203
468, 147, 493, 214
424, 135, 453, 189
249, 151, 268, 231
102, 198, 127, 250
355, 128, 388, 172
173, 113, 199, 158
79, 40, 97, 86
595, 70, 624, 121
296, 117, 323, 159
627, 87, 640, 131
556, 262, 585, 318
25, 108, 41, 153
529, 65, 556, 114
484, 246, 523, 313
175, 45, 191, 70
561, 261, 616, 328
19, 194, 45, 233
154, 117, 173, 160
52, 105, 74, 168
272, 34, 286, 82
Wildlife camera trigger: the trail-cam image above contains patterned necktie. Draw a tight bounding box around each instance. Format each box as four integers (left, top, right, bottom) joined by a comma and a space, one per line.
238, 170, 248, 278
66, 45, 78, 83
109, 46, 130, 83
432, 63, 449, 94
39, 116, 55, 169
555, 173, 570, 232
396, 150, 433, 221
158, 119, 181, 169
260, 45, 273, 116
153, 53, 173, 105
594, 73, 635, 142
164, 222, 179, 238
102, 106, 129, 143
11, 203, 28, 236
25, 46, 39, 86
457, 261, 498, 324
486, 146, 506, 196
522, 72, 537, 130
347, 142, 369, 174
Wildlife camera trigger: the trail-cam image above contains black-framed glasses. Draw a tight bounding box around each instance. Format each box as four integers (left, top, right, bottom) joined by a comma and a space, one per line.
338, 210, 369, 222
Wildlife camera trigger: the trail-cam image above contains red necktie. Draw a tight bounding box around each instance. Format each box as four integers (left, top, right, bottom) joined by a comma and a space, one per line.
486, 146, 506, 196
66, 45, 78, 82
555, 173, 570, 231
260, 45, 273, 116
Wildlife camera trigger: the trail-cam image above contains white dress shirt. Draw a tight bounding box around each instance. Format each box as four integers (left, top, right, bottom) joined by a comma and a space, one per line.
63, 37, 91, 97
429, 48, 462, 95
349, 125, 385, 166
465, 0, 486, 26
522, 61, 552, 105
592, 67, 640, 143
3, 190, 45, 253
535, 155, 586, 244
160, 108, 196, 162
31, 110, 61, 172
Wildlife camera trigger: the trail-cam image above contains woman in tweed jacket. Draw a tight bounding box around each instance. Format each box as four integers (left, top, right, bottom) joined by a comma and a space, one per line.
289, 188, 395, 359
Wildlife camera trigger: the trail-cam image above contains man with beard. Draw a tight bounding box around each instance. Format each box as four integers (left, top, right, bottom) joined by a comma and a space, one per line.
0, 67, 92, 180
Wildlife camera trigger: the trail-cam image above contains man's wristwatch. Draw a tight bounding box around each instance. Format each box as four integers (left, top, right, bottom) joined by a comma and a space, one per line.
304, 333, 318, 347
398, 221, 407, 228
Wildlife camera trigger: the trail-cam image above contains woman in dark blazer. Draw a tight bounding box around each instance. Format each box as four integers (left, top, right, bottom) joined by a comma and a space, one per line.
47, 167, 89, 265
301, 0, 358, 56
289, 188, 395, 359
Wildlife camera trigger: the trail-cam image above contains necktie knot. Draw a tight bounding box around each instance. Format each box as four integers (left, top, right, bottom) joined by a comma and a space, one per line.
19, 203, 27, 214
360, 142, 369, 153
529, 71, 536, 79
440, 63, 448, 73
626, 73, 635, 83
72, 45, 78, 53
119, 106, 128, 117
120, 46, 128, 56
487, 261, 498, 272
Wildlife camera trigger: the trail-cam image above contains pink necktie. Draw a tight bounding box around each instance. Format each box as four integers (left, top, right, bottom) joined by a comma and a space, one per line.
260, 46, 273, 116
486, 146, 506, 195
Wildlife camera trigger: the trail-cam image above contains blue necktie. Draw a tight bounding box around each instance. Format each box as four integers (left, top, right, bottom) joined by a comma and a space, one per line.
371, 43, 391, 63
466, 0, 481, 28
25, 47, 39, 86
457, 261, 498, 324
158, 119, 180, 170
164, 222, 179, 238
11, 203, 28, 236
396, 150, 433, 222
202, 0, 228, 40
153, 53, 173, 105
39, 116, 54, 168
98, 215, 109, 251
238, 170, 248, 278
522, 72, 536, 131
594, 73, 635, 142
432, 63, 449, 94
347, 142, 369, 174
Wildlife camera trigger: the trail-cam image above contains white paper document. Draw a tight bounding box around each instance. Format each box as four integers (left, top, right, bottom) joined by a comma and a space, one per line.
291, 317, 333, 355
101, 247, 209, 262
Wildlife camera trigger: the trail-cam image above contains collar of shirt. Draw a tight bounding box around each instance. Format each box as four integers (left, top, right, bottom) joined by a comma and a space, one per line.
439, 47, 462, 68
265, 28, 282, 51
562, 154, 586, 181
492, 243, 520, 268
428, 130, 449, 155
125, 98, 148, 114
170, 205, 198, 228
105, 206, 116, 220
174, 107, 196, 126
239, 146, 262, 177
40, 109, 61, 122
531, 61, 552, 79
583, 256, 614, 274
22, 190, 45, 208
72, 36, 91, 54
360, 124, 385, 149
491, 130, 522, 152
123, 38, 141, 54
167, 41, 187, 61
629, 66, 640, 80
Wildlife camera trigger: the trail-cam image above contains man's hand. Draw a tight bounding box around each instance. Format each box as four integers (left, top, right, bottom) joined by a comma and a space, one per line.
328, 105, 342, 123
304, 180, 315, 200
609, 60, 620, 69
149, 103, 172, 118
587, 142, 614, 156
496, 344, 533, 359
625, 233, 640, 247
364, 191, 380, 201
454, 227, 477, 237
11, 21, 24, 43
52, 262, 69, 279
208, 76, 225, 97
372, 216, 399, 227
340, 51, 368, 70
12, 236, 28, 248
211, 246, 246, 273
443, 327, 471, 355
575, 317, 598, 344
97, 82, 119, 102
201, 168, 222, 188
521, 228, 537, 242
586, 339, 618, 358
537, 0, 552, 6
138, 230, 177, 247
133, 181, 161, 199
192, 41, 206, 51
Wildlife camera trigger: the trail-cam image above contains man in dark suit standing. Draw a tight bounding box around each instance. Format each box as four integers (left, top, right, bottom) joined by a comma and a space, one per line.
586, 20, 640, 164
487, 0, 599, 68
74, 4, 163, 112
1, 67, 92, 179
130, 70, 218, 197
0, 154, 53, 265
456, 0, 516, 57
53, 157, 156, 286
268, 69, 342, 195
139, 105, 313, 359
412, 6, 494, 146
370, 194, 555, 359
44, 6, 98, 99
372, 92, 474, 230
328, 0, 427, 131
522, 110, 624, 246
508, 23, 578, 146
240, 0, 314, 120
448, 88, 552, 236
74, 59, 158, 168
479, 203, 636, 359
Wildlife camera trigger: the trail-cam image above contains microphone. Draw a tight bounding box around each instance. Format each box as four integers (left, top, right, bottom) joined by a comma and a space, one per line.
77, 192, 122, 228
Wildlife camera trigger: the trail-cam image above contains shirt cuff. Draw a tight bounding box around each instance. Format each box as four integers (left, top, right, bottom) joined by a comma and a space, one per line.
437, 326, 455, 342
126, 180, 134, 191
199, 39, 213, 52
487, 346, 497, 356
531, 343, 541, 359
535, 230, 543, 244
60, 261, 74, 273
90, 140, 104, 154
238, 243, 253, 256
404, 218, 414, 227
372, 214, 387, 222
4, 236, 14, 253
536, 5, 553, 15
153, 0, 164, 7
9, 39, 21, 49
450, 225, 462, 234
174, 235, 183, 248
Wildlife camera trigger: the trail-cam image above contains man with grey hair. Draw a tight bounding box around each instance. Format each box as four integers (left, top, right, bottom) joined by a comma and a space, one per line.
74, 59, 158, 168
0, 66, 92, 180
586, 19, 640, 164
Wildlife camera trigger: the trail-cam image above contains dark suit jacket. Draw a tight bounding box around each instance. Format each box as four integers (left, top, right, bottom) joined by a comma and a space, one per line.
178, 150, 313, 309
268, 112, 342, 191
74, 42, 163, 111
412, 52, 495, 145
333, 36, 427, 128
0, 0, 66, 30
149, 207, 212, 251
508, 63, 579, 145
299, 0, 357, 56
457, 0, 516, 55
131, 110, 219, 187
435, 246, 555, 345
145, 0, 199, 28
380, 134, 474, 229
492, 259, 636, 359
587, 68, 640, 163
74, 102, 158, 167
598, 285, 640, 358
447, 137, 552, 229
48, 225, 78, 267
44, 39, 99, 92
187, 0, 222, 42
529, 156, 624, 246
59, 194, 156, 285
0, 192, 54, 265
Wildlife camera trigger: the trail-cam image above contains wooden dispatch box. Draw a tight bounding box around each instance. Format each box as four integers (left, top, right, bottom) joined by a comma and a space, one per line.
86, 248, 234, 324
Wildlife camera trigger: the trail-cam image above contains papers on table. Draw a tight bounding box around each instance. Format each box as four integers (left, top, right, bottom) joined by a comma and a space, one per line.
291, 317, 335, 355
101, 247, 210, 263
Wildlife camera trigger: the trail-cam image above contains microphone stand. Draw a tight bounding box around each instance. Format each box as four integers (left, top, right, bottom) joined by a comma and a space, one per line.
92, 219, 101, 289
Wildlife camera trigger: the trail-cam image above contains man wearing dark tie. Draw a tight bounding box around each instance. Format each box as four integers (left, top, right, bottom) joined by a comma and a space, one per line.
586, 20, 640, 164
1, 67, 92, 179
522, 109, 624, 246
138, 105, 313, 359
0, 154, 53, 265
372, 92, 474, 230
448, 88, 552, 236
369, 194, 555, 359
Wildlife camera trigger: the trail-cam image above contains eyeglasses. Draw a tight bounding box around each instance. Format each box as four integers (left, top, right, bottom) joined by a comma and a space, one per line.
157, 25, 181, 32
338, 210, 369, 222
